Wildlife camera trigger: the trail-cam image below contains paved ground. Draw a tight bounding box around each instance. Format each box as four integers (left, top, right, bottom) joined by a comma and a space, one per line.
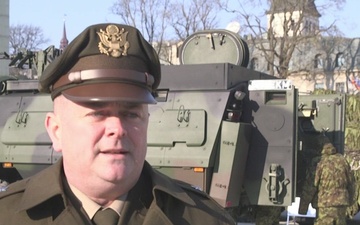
237, 212, 360, 225
279, 219, 360, 225
273, 197, 360, 224
277, 208, 360, 225
279, 217, 360, 225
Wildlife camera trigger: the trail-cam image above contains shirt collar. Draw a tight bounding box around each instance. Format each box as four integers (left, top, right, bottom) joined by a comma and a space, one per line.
69, 184, 127, 219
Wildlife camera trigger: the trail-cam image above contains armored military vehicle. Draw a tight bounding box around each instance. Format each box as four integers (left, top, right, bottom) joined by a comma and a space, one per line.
0, 29, 346, 222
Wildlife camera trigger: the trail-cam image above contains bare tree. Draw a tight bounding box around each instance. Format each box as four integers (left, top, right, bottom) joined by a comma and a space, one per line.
110, 0, 222, 64
111, 0, 170, 44
341, 38, 360, 93
9, 24, 50, 54
111, 0, 171, 65
169, 0, 221, 41
220, 0, 345, 78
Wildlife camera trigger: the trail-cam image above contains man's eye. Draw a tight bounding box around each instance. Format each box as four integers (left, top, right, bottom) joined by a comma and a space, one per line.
123, 111, 140, 119
85, 110, 143, 121
88, 111, 107, 118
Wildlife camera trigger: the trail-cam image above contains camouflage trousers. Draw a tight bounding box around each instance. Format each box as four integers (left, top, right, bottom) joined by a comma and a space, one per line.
314, 207, 347, 225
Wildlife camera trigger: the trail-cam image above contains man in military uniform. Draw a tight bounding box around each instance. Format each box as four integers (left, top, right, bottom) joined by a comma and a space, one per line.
299, 135, 355, 225
0, 23, 236, 225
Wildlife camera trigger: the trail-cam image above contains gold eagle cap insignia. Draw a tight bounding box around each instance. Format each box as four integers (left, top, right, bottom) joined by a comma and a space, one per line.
97, 25, 130, 57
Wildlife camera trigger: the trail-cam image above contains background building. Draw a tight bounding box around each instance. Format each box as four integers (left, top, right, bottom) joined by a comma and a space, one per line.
253, 0, 360, 94
0, 0, 9, 76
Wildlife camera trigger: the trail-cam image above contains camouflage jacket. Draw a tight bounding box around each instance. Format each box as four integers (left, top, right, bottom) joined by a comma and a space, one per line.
299, 143, 355, 213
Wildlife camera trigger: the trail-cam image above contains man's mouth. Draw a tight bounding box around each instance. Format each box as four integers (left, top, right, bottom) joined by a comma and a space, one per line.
101, 149, 128, 154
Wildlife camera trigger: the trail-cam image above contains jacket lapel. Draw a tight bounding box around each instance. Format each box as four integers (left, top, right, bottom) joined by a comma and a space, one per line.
142, 203, 173, 225
53, 207, 90, 225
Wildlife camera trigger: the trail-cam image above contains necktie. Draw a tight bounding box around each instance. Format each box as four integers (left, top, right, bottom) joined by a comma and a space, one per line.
92, 208, 120, 225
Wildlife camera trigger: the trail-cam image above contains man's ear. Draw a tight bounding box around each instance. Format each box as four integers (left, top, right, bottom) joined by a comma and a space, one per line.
45, 112, 62, 152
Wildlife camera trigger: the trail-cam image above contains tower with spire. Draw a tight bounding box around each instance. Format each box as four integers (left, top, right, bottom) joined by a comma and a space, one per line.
266, 0, 321, 37
59, 21, 69, 53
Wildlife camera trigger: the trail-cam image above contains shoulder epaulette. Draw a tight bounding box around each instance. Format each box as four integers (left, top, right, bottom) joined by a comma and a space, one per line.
174, 179, 209, 198
0, 178, 28, 199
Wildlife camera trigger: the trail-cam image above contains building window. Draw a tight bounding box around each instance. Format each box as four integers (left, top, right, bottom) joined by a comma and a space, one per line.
335, 52, 345, 67
356, 57, 360, 67
290, 19, 295, 31
325, 57, 332, 71
335, 82, 345, 93
250, 57, 259, 70
315, 83, 324, 90
304, 21, 309, 32
314, 54, 323, 69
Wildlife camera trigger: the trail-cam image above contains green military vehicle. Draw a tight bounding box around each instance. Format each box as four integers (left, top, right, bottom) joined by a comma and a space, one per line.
0, 29, 347, 222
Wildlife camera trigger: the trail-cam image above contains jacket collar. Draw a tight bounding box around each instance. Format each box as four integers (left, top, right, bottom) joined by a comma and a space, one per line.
16, 159, 196, 211
144, 161, 196, 206
17, 158, 68, 212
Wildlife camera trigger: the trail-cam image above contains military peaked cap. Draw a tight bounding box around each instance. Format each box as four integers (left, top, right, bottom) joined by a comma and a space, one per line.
39, 23, 161, 103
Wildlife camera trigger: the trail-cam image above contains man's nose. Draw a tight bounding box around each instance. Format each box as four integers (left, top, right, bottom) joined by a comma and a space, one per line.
105, 116, 127, 137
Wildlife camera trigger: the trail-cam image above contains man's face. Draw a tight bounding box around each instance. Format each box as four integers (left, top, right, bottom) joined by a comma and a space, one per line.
46, 95, 149, 194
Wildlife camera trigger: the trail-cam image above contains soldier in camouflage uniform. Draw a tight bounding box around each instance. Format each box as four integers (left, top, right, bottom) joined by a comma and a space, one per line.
344, 149, 360, 218
299, 137, 355, 225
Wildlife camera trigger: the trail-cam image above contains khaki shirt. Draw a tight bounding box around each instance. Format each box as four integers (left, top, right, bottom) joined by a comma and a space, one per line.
0, 159, 235, 225
69, 184, 126, 219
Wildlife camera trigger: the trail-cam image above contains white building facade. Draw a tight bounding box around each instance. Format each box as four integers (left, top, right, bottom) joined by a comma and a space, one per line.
0, 0, 9, 76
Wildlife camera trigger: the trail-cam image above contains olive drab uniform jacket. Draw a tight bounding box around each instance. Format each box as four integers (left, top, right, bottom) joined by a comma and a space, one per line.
299, 143, 356, 213
0, 159, 235, 225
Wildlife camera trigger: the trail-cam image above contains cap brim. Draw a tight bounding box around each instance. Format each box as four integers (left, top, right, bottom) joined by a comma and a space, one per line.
61, 83, 157, 104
